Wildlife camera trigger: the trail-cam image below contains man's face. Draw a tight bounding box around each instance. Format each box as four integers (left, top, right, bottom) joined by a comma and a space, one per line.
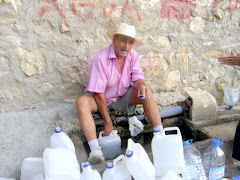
113, 34, 135, 58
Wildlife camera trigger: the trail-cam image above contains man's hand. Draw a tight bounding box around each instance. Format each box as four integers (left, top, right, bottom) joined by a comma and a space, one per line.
218, 52, 240, 66
138, 83, 154, 99
104, 121, 114, 136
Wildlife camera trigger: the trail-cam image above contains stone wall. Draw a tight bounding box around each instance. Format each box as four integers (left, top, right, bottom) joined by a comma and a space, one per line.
0, 0, 240, 178
0, 0, 239, 113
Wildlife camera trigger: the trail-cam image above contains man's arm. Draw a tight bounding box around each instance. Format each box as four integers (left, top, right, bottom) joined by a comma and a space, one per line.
93, 92, 113, 135
133, 79, 154, 99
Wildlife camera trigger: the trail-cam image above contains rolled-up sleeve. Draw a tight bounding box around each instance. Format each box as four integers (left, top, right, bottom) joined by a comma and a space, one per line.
86, 57, 107, 93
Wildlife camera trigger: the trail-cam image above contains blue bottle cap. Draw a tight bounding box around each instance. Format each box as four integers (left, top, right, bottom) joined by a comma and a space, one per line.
55, 127, 62, 133
183, 139, 193, 146
126, 150, 133, 157
106, 162, 113, 169
212, 136, 224, 146
153, 127, 160, 133
83, 162, 91, 168
139, 95, 145, 99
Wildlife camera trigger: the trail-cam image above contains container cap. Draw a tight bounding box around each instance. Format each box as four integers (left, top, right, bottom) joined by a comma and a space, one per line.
83, 162, 91, 168
183, 139, 193, 146
153, 127, 160, 133
126, 150, 133, 157
212, 136, 224, 146
106, 162, 114, 169
55, 127, 62, 133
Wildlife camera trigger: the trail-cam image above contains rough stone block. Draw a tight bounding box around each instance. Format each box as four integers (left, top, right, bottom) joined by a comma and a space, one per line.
187, 91, 217, 121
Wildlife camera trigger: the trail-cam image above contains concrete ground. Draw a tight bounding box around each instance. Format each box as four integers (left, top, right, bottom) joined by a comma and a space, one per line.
1, 104, 239, 179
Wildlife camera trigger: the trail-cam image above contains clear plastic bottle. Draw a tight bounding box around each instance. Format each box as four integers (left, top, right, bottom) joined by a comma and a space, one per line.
182, 139, 207, 180
203, 136, 225, 180
81, 162, 102, 180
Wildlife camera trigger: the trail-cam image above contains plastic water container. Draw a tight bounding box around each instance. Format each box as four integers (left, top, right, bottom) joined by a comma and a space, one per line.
43, 148, 80, 180
125, 138, 155, 180
182, 139, 207, 180
80, 162, 102, 180
160, 171, 183, 180
0, 178, 15, 180
203, 136, 225, 180
31, 174, 44, 180
224, 86, 239, 109
20, 157, 44, 180
50, 127, 75, 154
98, 130, 121, 160
102, 155, 131, 180
151, 127, 165, 177
151, 127, 184, 176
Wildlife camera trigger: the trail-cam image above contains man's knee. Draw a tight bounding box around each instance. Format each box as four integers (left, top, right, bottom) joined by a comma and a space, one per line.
76, 95, 97, 113
76, 95, 91, 109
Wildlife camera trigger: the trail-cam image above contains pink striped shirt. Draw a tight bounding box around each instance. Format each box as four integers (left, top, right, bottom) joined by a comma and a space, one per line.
86, 44, 144, 105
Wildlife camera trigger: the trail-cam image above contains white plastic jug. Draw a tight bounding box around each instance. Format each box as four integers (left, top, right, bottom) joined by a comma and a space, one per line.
98, 130, 121, 160
50, 127, 75, 154
31, 174, 44, 180
151, 127, 184, 176
125, 138, 155, 180
20, 157, 44, 180
102, 155, 131, 180
43, 148, 80, 180
81, 162, 102, 180
160, 171, 183, 180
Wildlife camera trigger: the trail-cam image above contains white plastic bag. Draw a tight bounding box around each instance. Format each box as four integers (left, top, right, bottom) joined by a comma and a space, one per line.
128, 116, 144, 137
224, 86, 239, 109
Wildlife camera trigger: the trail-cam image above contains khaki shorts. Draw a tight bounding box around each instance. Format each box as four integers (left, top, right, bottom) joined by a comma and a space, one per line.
85, 86, 136, 118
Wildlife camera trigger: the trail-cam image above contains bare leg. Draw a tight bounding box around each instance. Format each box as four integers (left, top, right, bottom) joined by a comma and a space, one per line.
128, 88, 162, 127
76, 95, 98, 142
76, 95, 105, 164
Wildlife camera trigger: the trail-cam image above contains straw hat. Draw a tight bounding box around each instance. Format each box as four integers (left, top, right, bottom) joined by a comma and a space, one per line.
106, 23, 143, 46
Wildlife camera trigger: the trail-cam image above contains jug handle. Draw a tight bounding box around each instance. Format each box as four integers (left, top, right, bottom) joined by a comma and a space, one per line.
163, 127, 180, 136
127, 138, 134, 150
98, 130, 116, 139
113, 154, 125, 167
98, 131, 104, 139
110, 130, 117, 136
81, 162, 85, 169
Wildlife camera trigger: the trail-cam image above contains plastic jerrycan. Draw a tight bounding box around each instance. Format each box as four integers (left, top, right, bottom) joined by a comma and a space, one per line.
43, 148, 81, 180
102, 155, 131, 180
81, 162, 102, 180
203, 136, 226, 180
20, 157, 44, 180
50, 127, 75, 154
152, 127, 184, 177
125, 138, 155, 180
98, 130, 121, 160
151, 127, 165, 177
